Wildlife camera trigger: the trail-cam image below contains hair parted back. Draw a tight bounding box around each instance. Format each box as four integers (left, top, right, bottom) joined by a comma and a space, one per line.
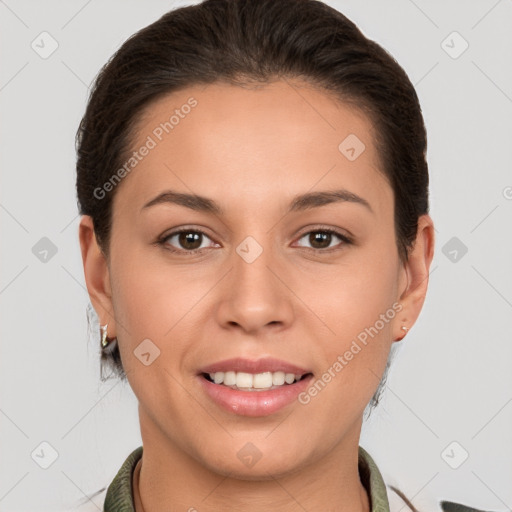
76, 0, 429, 388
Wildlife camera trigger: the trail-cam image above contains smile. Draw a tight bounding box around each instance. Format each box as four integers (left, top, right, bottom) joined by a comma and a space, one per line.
197, 358, 314, 416
203, 370, 309, 391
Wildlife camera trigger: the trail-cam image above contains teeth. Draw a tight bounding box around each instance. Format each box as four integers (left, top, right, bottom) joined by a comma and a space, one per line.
224, 371, 236, 386
236, 372, 253, 388
206, 370, 304, 390
272, 371, 285, 386
253, 372, 273, 388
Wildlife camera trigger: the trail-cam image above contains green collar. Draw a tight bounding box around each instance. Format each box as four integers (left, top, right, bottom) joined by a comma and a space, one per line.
103, 445, 390, 511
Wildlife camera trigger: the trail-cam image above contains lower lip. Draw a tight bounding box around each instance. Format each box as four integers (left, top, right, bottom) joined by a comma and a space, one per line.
198, 374, 313, 417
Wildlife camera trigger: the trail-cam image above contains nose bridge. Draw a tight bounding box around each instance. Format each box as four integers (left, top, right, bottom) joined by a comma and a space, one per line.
232, 232, 279, 300
216, 230, 293, 331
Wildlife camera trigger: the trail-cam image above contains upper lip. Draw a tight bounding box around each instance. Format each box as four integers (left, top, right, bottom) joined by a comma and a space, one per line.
199, 357, 311, 375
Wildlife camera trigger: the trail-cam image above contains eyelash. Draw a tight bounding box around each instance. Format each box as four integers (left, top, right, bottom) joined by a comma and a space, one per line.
156, 226, 353, 255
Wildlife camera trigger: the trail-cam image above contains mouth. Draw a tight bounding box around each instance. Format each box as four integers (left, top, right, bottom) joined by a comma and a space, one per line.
197, 358, 314, 416
201, 370, 313, 391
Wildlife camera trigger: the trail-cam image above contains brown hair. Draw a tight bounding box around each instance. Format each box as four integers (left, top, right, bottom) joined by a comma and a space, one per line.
76, 0, 429, 389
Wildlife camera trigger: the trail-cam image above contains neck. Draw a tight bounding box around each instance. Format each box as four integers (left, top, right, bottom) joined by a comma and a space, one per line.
135, 409, 370, 512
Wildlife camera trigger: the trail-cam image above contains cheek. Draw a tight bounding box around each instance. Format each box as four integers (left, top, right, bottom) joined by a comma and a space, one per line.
109, 247, 211, 367
317, 239, 399, 340
108, 256, 198, 420
300, 241, 399, 409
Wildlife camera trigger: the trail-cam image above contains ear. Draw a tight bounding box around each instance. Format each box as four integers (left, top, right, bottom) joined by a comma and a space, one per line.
394, 214, 435, 342
78, 215, 116, 338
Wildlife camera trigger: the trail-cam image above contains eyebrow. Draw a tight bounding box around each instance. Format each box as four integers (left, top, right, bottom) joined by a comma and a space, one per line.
141, 188, 373, 215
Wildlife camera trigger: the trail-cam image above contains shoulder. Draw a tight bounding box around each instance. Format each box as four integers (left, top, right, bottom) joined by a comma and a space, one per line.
103, 445, 143, 511
63, 446, 142, 512
359, 446, 498, 512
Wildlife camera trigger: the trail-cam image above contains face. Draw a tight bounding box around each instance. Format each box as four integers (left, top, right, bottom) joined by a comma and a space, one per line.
81, 79, 432, 479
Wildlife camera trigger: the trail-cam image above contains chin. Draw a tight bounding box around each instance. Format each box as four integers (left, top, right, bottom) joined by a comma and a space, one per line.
206, 457, 303, 481
195, 442, 310, 482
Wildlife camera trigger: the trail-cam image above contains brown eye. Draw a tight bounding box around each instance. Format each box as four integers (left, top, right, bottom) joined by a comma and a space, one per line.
160, 229, 216, 253
308, 232, 333, 249
295, 229, 352, 252
177, 231, 203, 250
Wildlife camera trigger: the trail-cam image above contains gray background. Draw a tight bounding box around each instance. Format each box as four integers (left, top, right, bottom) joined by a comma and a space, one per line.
1, 0, 511, 510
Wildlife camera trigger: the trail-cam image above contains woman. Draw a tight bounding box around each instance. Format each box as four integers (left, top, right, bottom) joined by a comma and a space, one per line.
76, 0, 489, 510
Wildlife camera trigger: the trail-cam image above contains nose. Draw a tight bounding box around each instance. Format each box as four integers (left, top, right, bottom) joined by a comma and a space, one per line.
215, 236, 294, 335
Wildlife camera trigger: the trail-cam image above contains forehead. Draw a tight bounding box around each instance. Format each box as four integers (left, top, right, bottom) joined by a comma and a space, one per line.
113, 79, 392, 217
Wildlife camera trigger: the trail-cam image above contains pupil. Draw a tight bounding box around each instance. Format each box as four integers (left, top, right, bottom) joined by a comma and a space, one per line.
180, 232, 201, 250
310, 232, 330, 249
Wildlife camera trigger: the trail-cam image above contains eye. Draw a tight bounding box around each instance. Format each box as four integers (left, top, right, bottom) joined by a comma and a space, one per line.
158, 228, 218, 254
156, 226, 353, 255
294, 228, 352, 252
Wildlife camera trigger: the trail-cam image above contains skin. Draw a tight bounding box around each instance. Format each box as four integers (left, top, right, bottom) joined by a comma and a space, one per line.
79, 79, 435, 511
